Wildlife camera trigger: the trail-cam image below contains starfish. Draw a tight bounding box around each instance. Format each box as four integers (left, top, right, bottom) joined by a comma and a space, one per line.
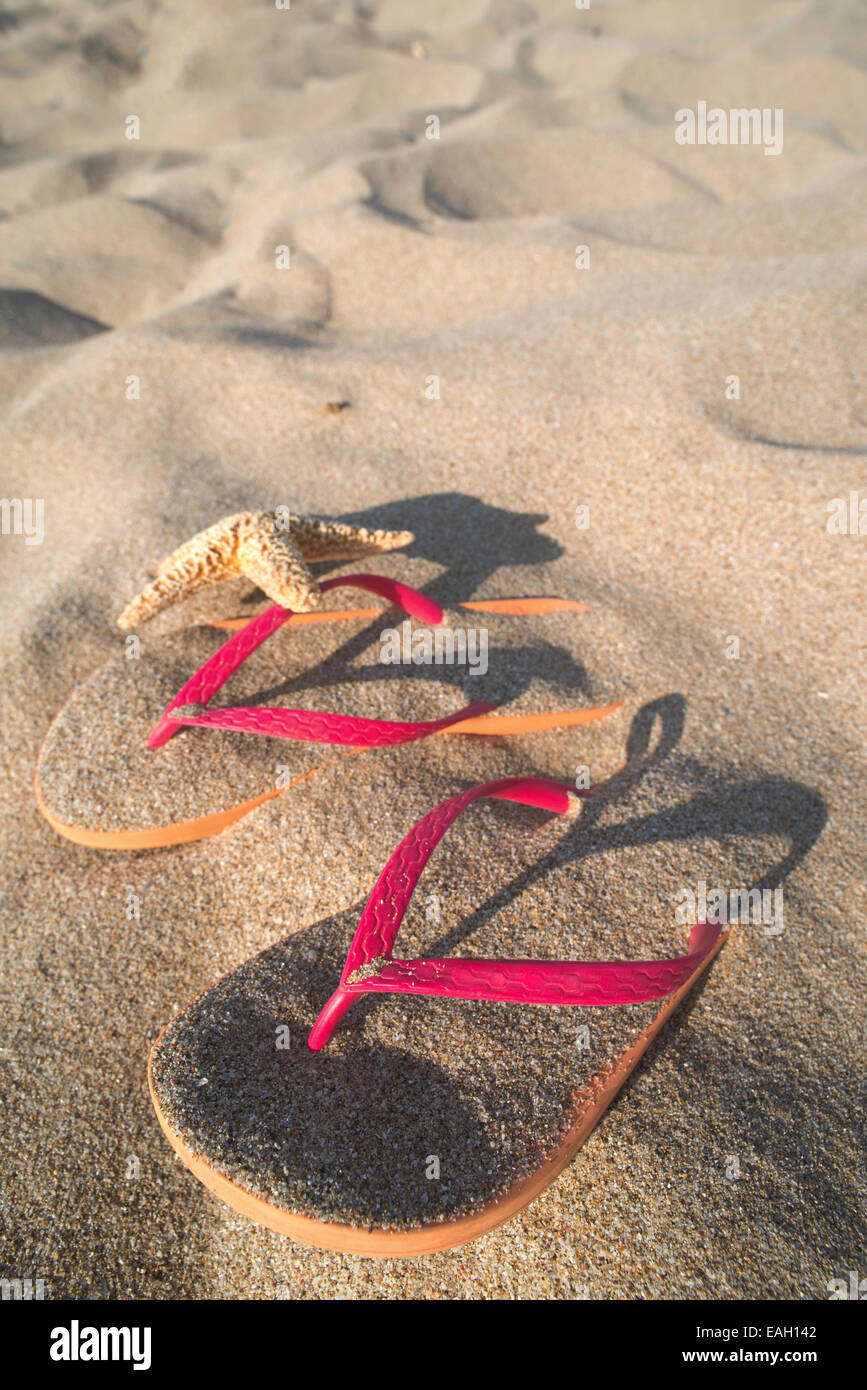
116, 511, 414, 628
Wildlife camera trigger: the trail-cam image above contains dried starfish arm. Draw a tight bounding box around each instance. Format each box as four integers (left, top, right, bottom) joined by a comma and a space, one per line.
117, 514, 254, 629
237, 515, 321, 612
290, 515, 414, 562
153, 514, 249, 575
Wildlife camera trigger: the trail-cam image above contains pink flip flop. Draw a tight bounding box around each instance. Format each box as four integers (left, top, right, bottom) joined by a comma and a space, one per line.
35, 574, 622, 850
149, 775, 726, 1255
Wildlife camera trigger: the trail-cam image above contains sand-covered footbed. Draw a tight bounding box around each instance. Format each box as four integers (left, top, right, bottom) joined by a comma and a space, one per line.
150, 915, 665, 1232
2, 0, 864, 1298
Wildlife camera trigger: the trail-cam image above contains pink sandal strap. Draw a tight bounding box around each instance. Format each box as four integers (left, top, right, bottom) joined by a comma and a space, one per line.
308, 777, 723, 1049
164, 701, 495, 747
148, 574, 446, 748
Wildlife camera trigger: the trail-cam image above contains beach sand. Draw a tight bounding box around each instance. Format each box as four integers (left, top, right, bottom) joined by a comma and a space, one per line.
1, 0, 865, 1299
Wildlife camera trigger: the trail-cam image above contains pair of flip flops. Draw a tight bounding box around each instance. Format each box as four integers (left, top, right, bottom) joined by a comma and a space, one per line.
36, 514, 726, 1255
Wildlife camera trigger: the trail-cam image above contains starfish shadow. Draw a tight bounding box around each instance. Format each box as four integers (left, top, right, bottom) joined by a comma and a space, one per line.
241, 493, 593, 708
